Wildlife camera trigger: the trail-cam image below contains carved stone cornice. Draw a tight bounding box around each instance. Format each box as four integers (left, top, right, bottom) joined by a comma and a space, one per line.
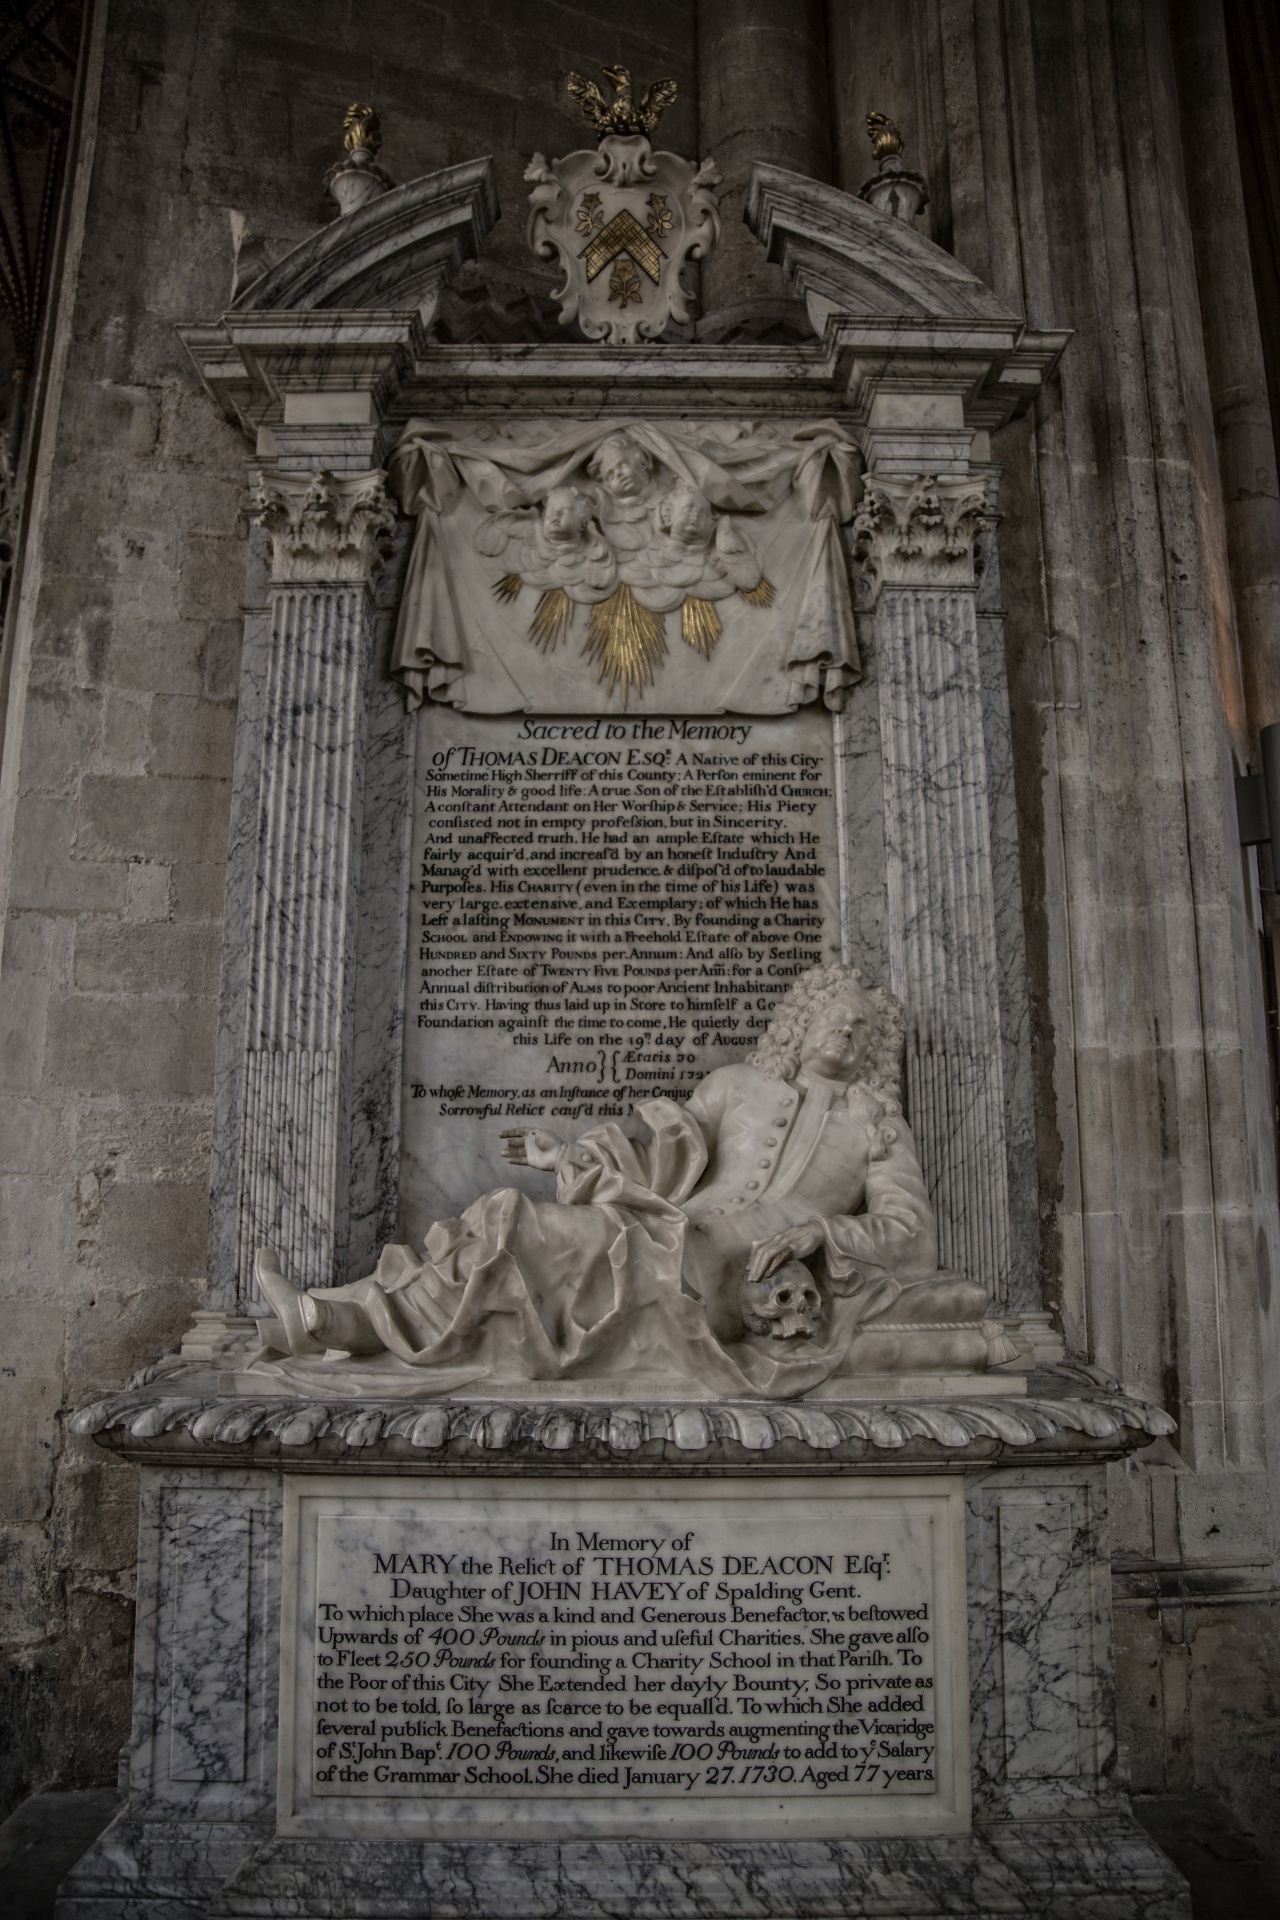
248, 467, 396, 585
852, 473, 996, 592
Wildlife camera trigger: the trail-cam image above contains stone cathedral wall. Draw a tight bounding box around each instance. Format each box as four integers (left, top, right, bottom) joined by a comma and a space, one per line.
0, 0, 1277, 1852
0, 0, 702, 1820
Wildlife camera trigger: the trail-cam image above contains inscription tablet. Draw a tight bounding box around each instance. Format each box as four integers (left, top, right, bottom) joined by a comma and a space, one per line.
401, 706, 843, 1233
279, 1477, 969, 1841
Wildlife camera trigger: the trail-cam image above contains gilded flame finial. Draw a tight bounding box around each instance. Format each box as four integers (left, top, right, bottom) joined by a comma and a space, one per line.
327, 103, 392, 219
857, 108, 928, 220
866, 110, 904, 163
566, 66, 679, 140
343, 103, 382, 157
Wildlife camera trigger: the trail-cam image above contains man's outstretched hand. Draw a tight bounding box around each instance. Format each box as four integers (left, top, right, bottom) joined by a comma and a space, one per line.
499, 1128, 562, 1170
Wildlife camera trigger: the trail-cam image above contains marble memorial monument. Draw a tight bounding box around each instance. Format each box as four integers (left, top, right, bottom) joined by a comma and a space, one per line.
60, 79, 1190, 1920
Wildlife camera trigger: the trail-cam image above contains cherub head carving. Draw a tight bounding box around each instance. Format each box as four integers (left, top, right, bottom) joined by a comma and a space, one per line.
588, 433, 654, 501
657, 485, 716, 550
540, 486, 597, 548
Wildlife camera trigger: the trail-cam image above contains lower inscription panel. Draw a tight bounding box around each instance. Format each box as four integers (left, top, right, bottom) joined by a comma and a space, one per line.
279, 1476, 969, 1840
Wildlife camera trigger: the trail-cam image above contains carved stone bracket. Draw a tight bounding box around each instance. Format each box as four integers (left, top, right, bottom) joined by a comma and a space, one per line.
248, 468, 396, 585
852, 474, 996, 593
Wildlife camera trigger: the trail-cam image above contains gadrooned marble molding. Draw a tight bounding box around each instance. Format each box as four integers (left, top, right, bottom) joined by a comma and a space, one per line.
72, 1360, 1175, 1470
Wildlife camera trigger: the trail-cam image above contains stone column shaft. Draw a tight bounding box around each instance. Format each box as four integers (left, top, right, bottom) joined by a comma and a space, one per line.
233, 470, 394, 1300
696, 0, 832, 321
855, 472, 1013, 1300
1170, 0, 1280, 737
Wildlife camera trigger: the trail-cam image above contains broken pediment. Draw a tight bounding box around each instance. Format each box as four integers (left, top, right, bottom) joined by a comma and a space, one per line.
745, 162, 1020, 334
231, 156, 499, 320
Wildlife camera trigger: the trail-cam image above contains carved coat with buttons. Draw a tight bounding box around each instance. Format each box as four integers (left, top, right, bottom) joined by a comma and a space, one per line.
670, 1064, 939, 1340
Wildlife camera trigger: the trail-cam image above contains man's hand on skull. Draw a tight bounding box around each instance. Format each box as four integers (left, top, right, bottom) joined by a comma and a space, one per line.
744, 1219, 824, 1285
499, 1128, 562, 1170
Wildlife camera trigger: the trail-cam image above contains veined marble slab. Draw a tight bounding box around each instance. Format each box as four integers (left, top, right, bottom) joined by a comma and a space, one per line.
279, 1474, 969, 1841
56, 1438, 1188, 1918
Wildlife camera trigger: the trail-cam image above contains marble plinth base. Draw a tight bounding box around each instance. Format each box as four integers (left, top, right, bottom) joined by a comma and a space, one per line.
58, 1377, 1189, 1919
228, 1366, 1030, 1404
59, 1820, 1188, 1919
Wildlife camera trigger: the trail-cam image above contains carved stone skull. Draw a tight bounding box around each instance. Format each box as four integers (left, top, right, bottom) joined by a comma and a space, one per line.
739, 1260, 823, 1340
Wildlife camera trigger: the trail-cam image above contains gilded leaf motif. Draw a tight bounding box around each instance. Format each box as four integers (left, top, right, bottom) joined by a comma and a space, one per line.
646, 192, 673, 237
574, 191, 604, 237
609, 254, 642, 308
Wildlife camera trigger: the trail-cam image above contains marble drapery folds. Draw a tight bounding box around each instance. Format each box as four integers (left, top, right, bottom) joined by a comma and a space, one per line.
387, 418, 861, 712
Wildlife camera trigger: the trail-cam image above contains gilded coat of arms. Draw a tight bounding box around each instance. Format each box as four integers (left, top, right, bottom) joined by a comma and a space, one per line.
526, 68, 721, 346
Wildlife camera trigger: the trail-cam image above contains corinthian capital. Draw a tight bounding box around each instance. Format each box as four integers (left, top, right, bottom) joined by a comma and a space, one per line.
852, 474, 995, 591
249, 468, 396, 585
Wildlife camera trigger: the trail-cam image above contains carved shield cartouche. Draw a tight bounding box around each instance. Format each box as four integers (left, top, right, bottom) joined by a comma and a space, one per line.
526, 134, 721, 347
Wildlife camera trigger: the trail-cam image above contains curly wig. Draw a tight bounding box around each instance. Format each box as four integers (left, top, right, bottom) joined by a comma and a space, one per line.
750, 963, 905, 1112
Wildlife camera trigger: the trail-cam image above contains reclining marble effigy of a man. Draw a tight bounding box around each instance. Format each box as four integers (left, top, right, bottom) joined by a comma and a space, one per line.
255, 963, 1014, 1401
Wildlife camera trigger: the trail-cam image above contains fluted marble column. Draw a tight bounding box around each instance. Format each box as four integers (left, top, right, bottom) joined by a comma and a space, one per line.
853, 472, 1013, 1301
232, 470, 395, 1300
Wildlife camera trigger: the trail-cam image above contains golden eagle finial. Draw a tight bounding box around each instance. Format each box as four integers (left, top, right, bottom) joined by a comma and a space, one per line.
566, 66, 678, 139
866, 110, 904, 163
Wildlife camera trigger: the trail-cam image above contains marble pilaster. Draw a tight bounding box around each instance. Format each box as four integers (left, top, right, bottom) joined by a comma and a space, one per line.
854, 472, 1013, 1303
740, 160, 1067, 1311
230, 470, 395, 1302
